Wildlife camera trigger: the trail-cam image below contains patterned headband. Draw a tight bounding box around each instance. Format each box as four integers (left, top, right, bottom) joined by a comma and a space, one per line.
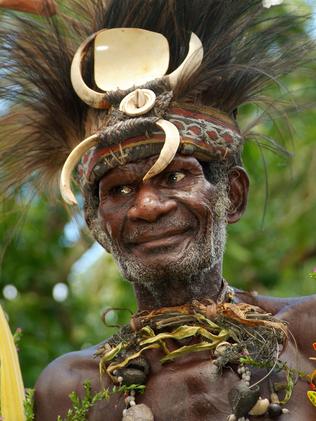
76, 103, 242, 188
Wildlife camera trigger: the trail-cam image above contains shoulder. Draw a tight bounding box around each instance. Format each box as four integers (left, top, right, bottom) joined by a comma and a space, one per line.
34, 345, 109, 421
235, 289, 316, 357
235, 289, 316, 315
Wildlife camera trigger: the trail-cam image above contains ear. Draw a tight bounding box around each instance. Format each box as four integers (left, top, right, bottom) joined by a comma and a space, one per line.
226, 166, 249, 224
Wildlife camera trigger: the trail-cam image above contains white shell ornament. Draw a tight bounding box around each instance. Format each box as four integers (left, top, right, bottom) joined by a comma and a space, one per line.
122, 403, 154, 421
120, 89, 156, 116
214, 341, 231, 357
248, 397, 270, 416
95, 28, 169, 92
71, 28, 203, 108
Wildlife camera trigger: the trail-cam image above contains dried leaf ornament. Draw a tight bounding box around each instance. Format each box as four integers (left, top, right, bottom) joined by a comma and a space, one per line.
307, 391, 316, 408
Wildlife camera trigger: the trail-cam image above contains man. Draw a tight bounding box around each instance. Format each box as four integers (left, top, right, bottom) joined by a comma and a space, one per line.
0, 1, 315, 420
36, 157, 316, 421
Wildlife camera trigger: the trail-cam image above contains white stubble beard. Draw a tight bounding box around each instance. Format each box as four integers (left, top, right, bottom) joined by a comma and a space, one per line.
107, 210, 227, 285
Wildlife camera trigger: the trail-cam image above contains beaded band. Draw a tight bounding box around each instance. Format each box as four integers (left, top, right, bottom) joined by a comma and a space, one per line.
77, 103, 242, 187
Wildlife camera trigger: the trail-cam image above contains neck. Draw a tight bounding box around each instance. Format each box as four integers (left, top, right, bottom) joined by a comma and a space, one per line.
133, 264, 224, 311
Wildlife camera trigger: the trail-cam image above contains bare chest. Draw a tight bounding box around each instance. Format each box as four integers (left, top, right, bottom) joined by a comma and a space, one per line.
89, 349, 315, 421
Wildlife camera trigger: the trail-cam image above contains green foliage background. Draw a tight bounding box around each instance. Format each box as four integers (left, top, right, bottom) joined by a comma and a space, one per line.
0, 1, 315, 388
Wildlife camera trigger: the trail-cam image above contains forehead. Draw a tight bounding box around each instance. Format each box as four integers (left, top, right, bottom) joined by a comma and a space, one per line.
99, 155, 204, 186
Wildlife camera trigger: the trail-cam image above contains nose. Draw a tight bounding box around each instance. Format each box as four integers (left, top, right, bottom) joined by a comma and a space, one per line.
128, 184, 177, 222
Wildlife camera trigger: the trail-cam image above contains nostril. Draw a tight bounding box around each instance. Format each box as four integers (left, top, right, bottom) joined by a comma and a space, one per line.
128, 197, 177, 222
127, 185, 177, 222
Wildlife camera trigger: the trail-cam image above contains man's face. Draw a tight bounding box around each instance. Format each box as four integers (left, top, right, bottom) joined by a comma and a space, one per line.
97, 155, 228, 284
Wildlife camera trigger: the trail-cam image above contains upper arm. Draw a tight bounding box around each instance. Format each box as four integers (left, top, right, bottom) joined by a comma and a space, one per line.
276, 294, 316, 358
34, 348, 103, 421
35, 354, 80, 421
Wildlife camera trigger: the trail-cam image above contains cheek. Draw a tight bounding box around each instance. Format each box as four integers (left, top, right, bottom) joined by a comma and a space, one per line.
97, 203, 121, 239
199, 190, 216, 215
173, 182, 216, 220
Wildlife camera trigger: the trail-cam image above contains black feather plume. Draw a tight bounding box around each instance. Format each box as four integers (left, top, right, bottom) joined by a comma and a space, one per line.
0, 0, 313, 196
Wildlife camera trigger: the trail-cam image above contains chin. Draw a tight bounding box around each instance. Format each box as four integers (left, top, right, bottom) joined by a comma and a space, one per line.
112, 219, 227, 284
116, 245, 212, 285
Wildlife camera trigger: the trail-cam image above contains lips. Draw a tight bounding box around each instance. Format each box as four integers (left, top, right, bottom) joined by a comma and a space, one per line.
124, 227, 193, 250
128, 228, 191, 245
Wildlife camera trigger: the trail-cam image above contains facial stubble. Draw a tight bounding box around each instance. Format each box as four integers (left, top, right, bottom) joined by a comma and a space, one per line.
105, 200, 228, 286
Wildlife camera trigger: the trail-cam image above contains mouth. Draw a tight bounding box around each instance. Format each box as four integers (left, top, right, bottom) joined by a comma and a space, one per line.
126, 228, 193, 250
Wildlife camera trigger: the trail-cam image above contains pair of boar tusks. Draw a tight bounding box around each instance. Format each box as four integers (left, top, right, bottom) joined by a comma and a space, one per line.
60, 120, 180, 205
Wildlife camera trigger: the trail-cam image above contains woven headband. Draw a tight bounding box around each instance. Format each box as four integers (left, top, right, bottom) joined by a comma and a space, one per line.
76, 104, 242, 187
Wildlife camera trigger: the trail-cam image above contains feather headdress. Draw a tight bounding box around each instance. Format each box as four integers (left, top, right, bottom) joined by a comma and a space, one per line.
0, 0, 312, 203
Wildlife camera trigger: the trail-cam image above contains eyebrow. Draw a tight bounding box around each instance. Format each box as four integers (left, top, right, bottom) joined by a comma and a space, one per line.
100, 156, 201, 187
100, 165, 143, 187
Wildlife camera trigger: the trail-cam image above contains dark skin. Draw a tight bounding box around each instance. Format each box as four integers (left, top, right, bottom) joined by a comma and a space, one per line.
35, 155, 316, 420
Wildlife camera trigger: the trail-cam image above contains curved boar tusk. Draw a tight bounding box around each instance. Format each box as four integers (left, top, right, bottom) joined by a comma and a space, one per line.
166, 32, 203, 89
143, 119, 180, 181
60, 134, 99, 205
71, 33, 110, 109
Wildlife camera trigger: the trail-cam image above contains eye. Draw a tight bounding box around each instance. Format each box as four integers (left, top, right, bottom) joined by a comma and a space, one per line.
165, 171, 186, 185
110, 184, 133, 196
